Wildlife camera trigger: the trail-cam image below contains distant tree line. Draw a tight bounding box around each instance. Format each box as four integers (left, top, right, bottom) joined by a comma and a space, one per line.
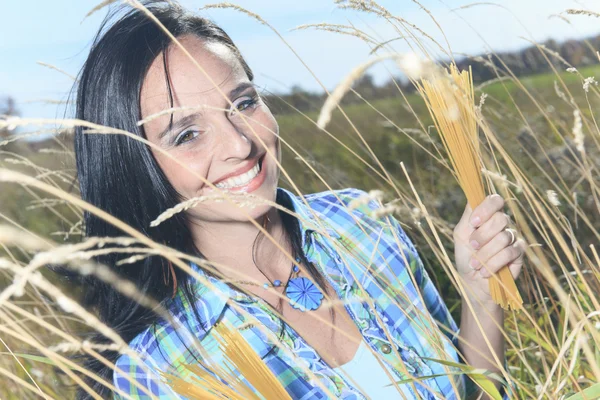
263, 34, 600, 114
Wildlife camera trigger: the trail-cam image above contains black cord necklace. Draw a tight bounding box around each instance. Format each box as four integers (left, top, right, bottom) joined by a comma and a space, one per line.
239, 214, 323, 312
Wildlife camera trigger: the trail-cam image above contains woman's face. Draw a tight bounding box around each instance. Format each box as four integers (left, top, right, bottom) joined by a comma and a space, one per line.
140, 35, 280, 224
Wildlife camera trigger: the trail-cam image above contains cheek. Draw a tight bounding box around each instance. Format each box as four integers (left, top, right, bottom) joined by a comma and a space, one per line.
154, 151, 210, 197
254, 109, 279, 146
252, 110, 280, 163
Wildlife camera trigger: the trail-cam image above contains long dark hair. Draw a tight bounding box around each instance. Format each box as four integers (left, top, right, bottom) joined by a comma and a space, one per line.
70, 2, 327, 398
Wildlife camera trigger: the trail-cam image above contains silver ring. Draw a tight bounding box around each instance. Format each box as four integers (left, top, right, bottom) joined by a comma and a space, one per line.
505, 228, 517, 246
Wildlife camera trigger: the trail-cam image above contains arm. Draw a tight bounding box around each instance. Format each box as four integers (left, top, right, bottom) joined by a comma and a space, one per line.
406, 228, 513, 400
452, 194, 525, 399
458, 295, 507, 399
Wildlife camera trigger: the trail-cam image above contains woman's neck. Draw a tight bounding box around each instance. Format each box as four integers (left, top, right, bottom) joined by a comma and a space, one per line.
189, 207, 291, 283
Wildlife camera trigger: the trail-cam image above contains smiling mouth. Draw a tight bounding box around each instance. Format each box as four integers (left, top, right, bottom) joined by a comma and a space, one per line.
213, 155, 265, 190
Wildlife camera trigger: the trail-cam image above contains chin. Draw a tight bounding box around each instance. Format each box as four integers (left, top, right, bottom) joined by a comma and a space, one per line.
233, 184, 278, 222
191, 184, 278, 223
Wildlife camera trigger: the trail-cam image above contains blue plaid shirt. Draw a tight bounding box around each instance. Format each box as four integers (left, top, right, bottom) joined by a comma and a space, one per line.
113, 187, 511, 399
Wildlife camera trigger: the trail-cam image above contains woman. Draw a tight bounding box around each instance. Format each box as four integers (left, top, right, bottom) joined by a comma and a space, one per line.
73, 2, 524, 399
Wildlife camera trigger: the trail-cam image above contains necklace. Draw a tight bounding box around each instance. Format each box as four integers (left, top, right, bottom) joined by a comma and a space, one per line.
263, 256, 324, 312
238, 214, 324, 312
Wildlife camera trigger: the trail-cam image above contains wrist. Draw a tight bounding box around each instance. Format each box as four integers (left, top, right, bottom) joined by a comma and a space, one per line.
461, 294, 504, 313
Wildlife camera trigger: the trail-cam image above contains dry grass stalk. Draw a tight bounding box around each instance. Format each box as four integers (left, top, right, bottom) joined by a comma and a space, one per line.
201, 3, 268, 26
582, 76, 598, 93
85, 0, 120, 19
564, 9, 600, 18
572, 109, 585, 154
291, 23, 378, 45
415, 64, 523, 310
548, 14, 571, 24
35, 61, 77, 81
151, 192, 270, 227
317, 53, 434, 130
317, 54, 395, 130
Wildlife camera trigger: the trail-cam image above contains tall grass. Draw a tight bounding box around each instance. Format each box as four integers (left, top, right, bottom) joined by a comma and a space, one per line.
0, 1, 599, 399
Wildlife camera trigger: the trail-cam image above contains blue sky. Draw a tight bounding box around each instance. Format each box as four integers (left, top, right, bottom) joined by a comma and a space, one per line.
1, 0, 600, 121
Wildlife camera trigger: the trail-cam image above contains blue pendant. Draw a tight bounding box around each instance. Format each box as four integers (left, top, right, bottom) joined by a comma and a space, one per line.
285, 277, 323, 311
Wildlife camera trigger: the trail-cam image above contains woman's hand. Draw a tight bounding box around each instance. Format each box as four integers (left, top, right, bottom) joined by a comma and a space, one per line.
453, 194, 525, 303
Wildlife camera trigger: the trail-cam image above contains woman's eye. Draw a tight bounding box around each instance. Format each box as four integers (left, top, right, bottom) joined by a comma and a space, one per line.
230, 95, 258, 116
175, 129, 200, 145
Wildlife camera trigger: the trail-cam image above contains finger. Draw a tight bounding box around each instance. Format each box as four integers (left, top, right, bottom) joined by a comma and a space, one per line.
479, 239, 525, 278
470, 194, 505, 228
469, 212, 510, 250
453, 203, 476, 241
469, 226, 514, 270
508, 257, 524, 280
478, 239, 525, 278
456, 203, 474, 231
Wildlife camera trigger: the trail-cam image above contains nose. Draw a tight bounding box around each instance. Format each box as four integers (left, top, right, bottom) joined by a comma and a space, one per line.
215, 114, 253, 162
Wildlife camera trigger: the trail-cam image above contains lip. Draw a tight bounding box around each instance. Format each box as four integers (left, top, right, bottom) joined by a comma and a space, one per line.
206, 154, 267, 193
212, 156, 262, 184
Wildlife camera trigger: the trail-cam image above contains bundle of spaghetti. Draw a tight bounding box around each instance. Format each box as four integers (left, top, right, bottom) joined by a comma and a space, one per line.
414, 63, 523, 310
163, 322, 292, 399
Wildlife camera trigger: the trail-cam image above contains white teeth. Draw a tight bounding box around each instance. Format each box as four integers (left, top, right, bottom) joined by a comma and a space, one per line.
215, 162, 260, 189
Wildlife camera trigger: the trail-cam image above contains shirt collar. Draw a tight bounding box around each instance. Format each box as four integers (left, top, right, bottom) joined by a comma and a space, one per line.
277, 187, 341, 243
181, 187, 340, 334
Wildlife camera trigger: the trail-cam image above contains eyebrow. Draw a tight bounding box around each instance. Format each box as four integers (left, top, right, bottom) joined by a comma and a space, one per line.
158, 113, 200, 141
157, 82, 257, 140
228, 82, 256, 100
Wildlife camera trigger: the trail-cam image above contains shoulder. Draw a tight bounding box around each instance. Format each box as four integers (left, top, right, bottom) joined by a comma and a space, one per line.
301, 187, 393, 223
302, 188, 415, 248
302, 187, 373, 209
300, 187, 387, 227
302, 188, 424, 284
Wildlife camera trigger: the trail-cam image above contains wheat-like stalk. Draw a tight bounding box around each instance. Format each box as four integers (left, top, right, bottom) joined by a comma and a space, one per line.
163, 322, 292, 400
415, 63, 523, 310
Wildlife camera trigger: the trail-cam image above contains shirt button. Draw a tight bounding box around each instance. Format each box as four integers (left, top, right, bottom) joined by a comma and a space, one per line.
381, 344, 392, 354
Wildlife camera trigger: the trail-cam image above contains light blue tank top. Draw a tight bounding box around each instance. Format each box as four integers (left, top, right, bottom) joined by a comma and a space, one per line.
334, 342, 404, 399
